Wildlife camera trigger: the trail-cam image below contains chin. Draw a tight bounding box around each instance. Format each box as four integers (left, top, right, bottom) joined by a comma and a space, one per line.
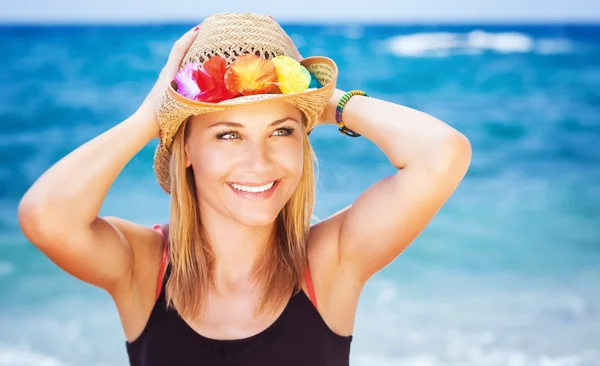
231, 209, 281, 228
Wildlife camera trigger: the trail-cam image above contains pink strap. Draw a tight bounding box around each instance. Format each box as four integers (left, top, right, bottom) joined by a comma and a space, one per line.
153, 224, 169, 301
305, 265, 318, 310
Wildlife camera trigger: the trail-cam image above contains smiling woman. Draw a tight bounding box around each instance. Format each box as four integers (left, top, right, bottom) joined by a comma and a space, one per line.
166, 100, 314, 325
16, 12, 471, 366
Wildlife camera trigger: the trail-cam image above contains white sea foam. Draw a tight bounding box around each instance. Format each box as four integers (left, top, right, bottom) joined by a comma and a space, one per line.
352, 352, 595, 366
0, 344, 70, 366
387, 31, 574, 57
350, 274, 600, 366
0, 296, 127, 365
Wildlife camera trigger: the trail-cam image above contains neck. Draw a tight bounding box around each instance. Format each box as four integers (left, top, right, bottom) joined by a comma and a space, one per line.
199, 207, 276, 284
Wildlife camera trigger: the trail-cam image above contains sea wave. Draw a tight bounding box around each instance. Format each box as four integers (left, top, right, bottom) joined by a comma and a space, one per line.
0, 344, 70, 366
350, 274, 600, 366
386, 30, 574, 57
353, 352, 598, 366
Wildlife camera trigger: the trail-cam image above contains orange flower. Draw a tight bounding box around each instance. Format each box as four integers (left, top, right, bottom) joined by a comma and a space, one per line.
224, 54, 278, 96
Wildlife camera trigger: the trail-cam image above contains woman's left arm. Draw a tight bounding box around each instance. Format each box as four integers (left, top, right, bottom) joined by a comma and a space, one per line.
317, 89, 472, 284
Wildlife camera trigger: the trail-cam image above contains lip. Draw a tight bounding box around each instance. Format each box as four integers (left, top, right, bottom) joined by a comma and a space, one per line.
227, 179, 281, 201
227, 179, 279, 187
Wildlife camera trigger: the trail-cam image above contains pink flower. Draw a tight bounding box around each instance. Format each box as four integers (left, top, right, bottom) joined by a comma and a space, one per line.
174, 62, 201, 100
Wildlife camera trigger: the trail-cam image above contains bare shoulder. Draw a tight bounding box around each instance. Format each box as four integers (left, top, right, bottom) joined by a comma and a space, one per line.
307, 205, 353, 263
104, 217, 166, 341
307, 208, 361, 336
105, 217, 164, 296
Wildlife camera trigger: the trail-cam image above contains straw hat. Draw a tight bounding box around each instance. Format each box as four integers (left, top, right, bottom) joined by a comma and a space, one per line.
153, 12, 338, 193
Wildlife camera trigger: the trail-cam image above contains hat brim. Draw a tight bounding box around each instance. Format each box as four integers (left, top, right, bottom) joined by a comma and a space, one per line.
153, 55, 337, 194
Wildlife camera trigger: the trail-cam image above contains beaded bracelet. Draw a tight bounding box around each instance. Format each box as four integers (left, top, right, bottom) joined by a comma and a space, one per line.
335, 90, 369, 137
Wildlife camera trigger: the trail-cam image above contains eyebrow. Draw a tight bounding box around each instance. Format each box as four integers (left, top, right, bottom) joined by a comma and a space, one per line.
207, 117, 299, 129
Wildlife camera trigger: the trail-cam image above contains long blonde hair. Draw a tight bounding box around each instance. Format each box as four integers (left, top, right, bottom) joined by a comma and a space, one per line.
164, 114, 317, 319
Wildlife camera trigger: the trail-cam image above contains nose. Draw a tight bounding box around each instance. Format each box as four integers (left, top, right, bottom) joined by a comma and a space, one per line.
242, 139, 273, 177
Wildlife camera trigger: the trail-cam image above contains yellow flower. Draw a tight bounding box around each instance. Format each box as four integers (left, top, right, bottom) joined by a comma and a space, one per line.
271, 56, 311, 94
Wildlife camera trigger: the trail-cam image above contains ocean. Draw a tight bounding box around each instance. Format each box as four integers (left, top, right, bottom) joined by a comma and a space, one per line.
0, 22, 599, 365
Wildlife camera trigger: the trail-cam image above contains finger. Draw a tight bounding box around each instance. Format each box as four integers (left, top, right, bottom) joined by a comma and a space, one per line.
168, 26, 200, 62
163, 25, 201, 75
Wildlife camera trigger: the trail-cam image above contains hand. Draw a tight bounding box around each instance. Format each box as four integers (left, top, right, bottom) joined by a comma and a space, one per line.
136, 25, 201, 137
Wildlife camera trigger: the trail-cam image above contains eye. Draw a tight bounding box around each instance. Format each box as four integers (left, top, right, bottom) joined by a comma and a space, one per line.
216, 130, 240, 140
272, 127, 295, 137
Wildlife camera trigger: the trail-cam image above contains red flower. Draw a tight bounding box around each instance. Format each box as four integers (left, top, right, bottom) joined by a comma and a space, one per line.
194, 56, 240, 103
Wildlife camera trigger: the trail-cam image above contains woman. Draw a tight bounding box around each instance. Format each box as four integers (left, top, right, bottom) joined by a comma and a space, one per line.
17, 13, 471, 366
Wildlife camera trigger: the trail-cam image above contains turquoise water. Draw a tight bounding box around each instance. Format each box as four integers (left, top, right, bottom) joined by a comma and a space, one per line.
0, 23, 599, 365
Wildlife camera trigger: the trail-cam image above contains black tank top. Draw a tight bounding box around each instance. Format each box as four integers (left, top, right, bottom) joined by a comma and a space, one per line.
125, 226, 352, 366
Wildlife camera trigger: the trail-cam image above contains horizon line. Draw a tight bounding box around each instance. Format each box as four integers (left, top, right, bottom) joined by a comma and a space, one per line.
1, 17, 600, 26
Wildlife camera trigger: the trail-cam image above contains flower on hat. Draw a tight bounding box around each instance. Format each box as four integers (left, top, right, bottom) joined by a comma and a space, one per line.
224, 54, 278, 96
174, 53, 321, 102
174, 63, 202, 100
271, 55, 311, 94
194, 56, 240, 102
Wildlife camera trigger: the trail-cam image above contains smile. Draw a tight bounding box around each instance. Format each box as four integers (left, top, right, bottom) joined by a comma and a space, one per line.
231, 181, 275, 192
227, 180, 281, 200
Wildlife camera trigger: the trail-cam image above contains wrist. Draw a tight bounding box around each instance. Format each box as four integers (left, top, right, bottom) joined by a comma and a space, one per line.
320, 88, 346, 125
132, 105, 160, 139
322, 89, 370, 138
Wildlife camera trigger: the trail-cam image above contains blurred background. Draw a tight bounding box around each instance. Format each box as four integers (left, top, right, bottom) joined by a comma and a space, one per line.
1, 1, 599, 365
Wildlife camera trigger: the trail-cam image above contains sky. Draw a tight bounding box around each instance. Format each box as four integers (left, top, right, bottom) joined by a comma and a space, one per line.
0, 0, 598, 23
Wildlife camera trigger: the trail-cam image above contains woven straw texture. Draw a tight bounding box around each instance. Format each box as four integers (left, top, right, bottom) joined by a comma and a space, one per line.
154, 12, 338, 193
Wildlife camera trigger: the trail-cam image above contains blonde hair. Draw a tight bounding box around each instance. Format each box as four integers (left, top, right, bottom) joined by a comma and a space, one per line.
164, 114, 316, 319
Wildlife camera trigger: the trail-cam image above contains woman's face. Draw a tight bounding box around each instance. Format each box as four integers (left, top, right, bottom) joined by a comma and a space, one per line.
185, 100, 305, 228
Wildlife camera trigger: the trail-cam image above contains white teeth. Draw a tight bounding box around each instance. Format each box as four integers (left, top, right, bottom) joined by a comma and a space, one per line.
231, 181, 275, 193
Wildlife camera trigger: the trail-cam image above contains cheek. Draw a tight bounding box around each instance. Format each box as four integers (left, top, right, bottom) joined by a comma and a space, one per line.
188, 148, 232, 190
276, 141, 304, 183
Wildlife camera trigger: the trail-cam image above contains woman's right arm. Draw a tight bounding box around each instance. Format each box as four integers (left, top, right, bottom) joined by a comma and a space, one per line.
17, 26, 200, 295
18, 110, 157, 293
